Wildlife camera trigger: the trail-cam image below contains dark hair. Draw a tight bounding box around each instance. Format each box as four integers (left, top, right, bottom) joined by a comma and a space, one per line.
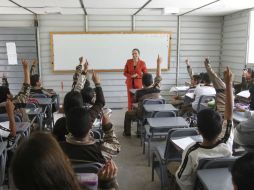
197, 109, 222, 141
231, 152, 254, 190
200, 72, 211, 84
247, 68, 254, 78
142, 73, 153, 87
66, 107, 90, 138
193, 75, 200, 83
132, 48, 140, 54
0, 86, 10, 103
81, 87, 95, 104
30, 74, 40, 87
11, 132, 81, 190
63, 91, 83, 114
2, 77, 9, 88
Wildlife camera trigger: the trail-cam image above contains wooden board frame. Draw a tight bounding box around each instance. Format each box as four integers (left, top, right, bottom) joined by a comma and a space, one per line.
50, 31, 172, 73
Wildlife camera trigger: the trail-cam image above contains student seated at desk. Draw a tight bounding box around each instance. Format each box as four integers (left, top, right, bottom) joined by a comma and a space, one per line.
169, 67, 234, 190
123, 55, 162, 136
53, 70, 105, 142
234, 68, 254, 94
231, 152, 254, 190
0, 59, 31, 126
60, 107, 120, 189
185, 59, 201, 88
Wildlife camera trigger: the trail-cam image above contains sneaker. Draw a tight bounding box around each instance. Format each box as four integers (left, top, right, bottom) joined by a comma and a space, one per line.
122, 132, 131, 137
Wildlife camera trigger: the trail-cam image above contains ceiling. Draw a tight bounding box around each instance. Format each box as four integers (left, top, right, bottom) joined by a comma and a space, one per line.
0, 0, 254, 16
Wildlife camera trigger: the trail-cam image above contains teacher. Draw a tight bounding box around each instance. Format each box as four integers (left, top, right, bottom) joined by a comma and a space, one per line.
124, 48, 147, 111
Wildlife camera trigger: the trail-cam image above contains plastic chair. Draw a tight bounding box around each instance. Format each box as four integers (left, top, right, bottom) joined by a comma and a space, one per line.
196, 95, 215, 113
152, 128, 199, 190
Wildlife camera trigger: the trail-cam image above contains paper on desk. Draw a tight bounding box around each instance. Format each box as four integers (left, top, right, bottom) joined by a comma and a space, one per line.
172, 137, 196, 150
237, 90, 250, 98
185, 92, 194, 99
170, 86, 189, 92
0, 121, 10, 137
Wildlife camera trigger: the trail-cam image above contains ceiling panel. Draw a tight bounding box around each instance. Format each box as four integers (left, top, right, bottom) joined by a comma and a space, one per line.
83, 0, 147, 8
0, 0, 18, 7
87, 8, 137, 15
11, 0, 80, 8
0, 7, 31, 14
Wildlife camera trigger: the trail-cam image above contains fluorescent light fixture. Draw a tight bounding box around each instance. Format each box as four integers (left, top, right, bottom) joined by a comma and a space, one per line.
44, 7, 62, 14
163, 7, 179, 15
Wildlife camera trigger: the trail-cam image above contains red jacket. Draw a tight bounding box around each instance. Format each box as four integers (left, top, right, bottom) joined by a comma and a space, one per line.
124, 59, 147, 89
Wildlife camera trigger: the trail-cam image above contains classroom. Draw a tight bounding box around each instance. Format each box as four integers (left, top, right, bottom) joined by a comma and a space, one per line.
0, 0, 254, 190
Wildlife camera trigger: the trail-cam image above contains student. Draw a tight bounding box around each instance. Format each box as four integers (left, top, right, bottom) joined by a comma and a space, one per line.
0, 59, 31, 124
204, 58, 226, 116
240, 68, 254, 91
192, 72, 216, 112
60, 107, 120, 189
185, 59, 201, 88
231, 152, 254, 190
11, 132, 83, 190
173, 67, 234, 190
53, 70, 105, 142
123, 55, 162, 136
1, 74, 9, 87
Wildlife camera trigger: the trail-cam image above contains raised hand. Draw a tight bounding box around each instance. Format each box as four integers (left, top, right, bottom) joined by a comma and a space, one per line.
92, 70, 100, 84
21, 59, 29, 70
185, 58, 190, 66
224, 66, 232, 85
32, 59, 37, 66
98, 159, 118, 181
204, 58, 209, 65
157, 54, 162, 65
83, 59, 88, 73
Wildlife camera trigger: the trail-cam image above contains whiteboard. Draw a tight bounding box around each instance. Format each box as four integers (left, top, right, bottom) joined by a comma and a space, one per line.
51, 32, 171, 72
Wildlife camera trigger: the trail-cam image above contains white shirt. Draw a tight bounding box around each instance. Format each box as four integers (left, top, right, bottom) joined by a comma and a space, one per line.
192, 85, 216, 111
175, 142, 232, 190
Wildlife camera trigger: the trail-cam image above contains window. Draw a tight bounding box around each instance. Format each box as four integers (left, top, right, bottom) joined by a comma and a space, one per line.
248, 11, 254, 64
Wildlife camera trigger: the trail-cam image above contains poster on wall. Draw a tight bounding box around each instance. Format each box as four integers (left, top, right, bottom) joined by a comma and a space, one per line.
6, 42, 18, 65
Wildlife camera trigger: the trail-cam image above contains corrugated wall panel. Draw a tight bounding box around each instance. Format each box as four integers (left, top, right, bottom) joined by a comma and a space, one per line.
221, 10, 250, 81
0, 15, 37, 94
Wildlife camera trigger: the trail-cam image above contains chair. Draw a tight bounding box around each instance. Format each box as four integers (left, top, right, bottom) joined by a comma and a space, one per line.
30, 93, 48, 98
72, 162, 103, 174
138, 98, 165, 143
196, 95, 215, 113
194, 157, 237, 190
152, 128, 199, 190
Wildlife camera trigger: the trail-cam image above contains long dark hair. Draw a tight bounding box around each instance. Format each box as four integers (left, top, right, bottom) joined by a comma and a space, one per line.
11, 132, 82, 190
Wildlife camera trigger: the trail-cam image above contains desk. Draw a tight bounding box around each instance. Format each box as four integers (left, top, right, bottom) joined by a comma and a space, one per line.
233, 111, 248, 123
129, 89, 137, 94
25, 108, 43, 130
143, 104, 178, 113
197, 168, 233, 190
145, 117, 189, 166
33, 98, 53, 130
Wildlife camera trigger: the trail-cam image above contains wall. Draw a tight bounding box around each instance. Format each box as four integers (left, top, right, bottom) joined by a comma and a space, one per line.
0, 14, 223, 108
0, 15, 37, 94
221, 10, 250, 81
38, 14, 222, 108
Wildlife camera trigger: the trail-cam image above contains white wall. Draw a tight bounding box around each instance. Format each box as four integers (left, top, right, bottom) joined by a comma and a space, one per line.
221, 10, 250, 81
38, 15, 223, 108
0, 14, 223, 108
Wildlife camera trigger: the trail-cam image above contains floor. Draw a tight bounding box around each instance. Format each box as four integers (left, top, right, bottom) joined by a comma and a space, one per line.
110, 108, 161, 190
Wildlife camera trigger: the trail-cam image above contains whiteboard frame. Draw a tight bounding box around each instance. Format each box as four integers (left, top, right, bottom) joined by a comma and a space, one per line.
50, 31, 172, 73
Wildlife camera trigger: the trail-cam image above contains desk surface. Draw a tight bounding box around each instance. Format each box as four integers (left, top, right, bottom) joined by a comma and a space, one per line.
143, 104, 178, 112
25, 107, 42, 115
197, 168, 233, 190
16, 122, 30, 133
233, 111, 248, 123
147, 117, 188, 128
33, 98, 52, 105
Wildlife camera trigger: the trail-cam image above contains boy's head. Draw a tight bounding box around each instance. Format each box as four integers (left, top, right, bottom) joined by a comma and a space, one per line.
66, 107, 90, 139
197, 109, 222, 141
192, 74, 200, 86
231, 152, 254, 190
63, 91, 83, 114
81, 87, 96, 105
0, 86, 11, 103
142, 73, 153, 87
30, 74, 41, 87
245, 68, 254, 80
200, 73, 211, 84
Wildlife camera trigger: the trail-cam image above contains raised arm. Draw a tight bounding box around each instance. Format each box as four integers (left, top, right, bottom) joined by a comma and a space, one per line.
185, 59, 194, 80
6, 99, 16, 137
30, 59, 37, 76
13, 59, 31, 104
100, 114, 120, 156
154, 55, 162, 87
88, 71, 105, 124
224, 66, 233, 121
72, 57, 88, 92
